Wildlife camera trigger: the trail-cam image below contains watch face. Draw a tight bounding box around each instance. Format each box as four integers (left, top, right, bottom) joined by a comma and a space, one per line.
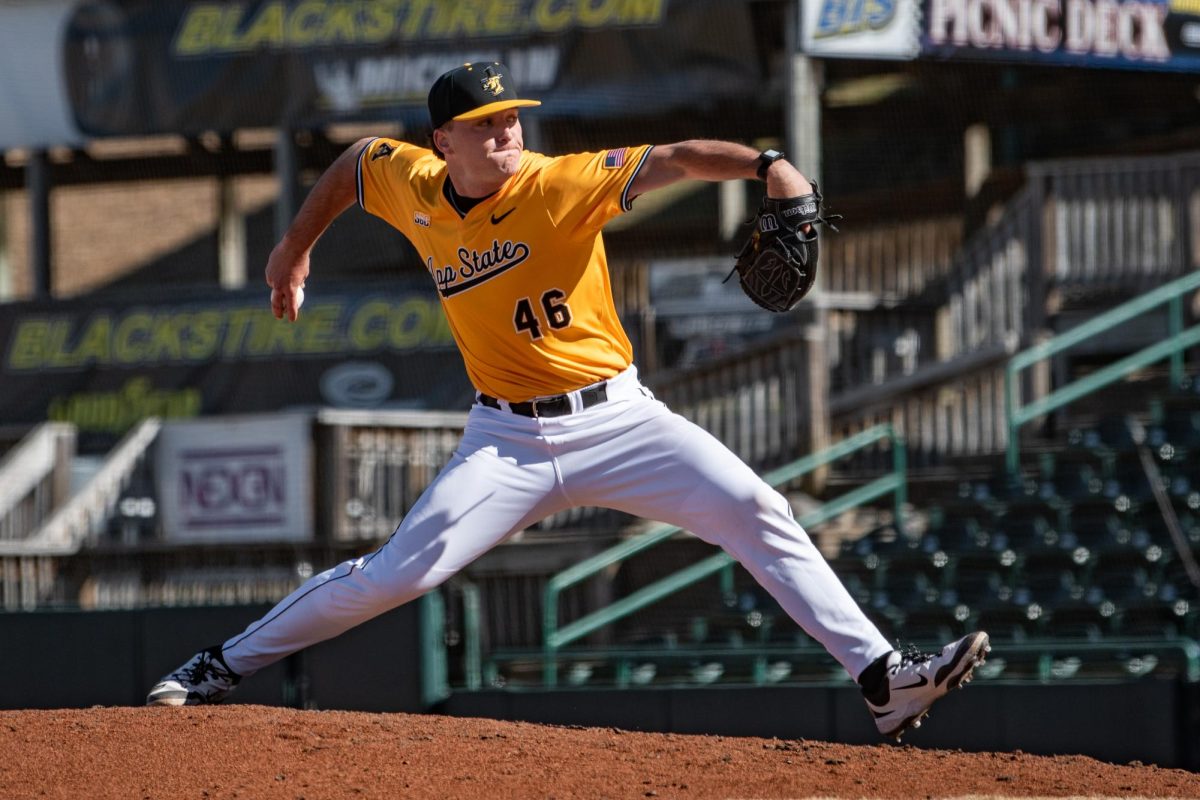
757, 150, 784, 179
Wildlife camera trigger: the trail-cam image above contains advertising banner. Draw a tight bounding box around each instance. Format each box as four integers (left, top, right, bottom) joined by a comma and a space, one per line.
0, 281, 473, 452
921, 0, 1200, 71
800, 0, 1200, 71
155, 412, 312, 542
801, 0, 922, 59
0, 0, 765, 148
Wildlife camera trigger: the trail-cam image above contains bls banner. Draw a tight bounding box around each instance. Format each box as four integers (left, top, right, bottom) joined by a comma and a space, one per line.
802, 0, 922, 59
156, 412, 312, 543
0, 281, 473, 452
0, 0, 765, 147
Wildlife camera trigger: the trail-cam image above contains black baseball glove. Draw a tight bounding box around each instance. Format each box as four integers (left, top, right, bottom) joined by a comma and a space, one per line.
728, 187, 841, 312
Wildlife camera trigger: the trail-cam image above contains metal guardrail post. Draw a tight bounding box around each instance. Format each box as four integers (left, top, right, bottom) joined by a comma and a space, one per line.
1174, 160, 1195, 282
719, 563, 736, 605
1170, 295, 1185, 388
892, 429, 907, 533
753, 654, 767, 686
1005, 363, 1020, 477
1183, 638, 1200, 683
419, 590, 450, 707
1024, 170, 1047, 336
543, 606, 558, 687
460, 582, 482, 691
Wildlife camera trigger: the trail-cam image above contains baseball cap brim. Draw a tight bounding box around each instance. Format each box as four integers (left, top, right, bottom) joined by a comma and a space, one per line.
452, 98, 542, 122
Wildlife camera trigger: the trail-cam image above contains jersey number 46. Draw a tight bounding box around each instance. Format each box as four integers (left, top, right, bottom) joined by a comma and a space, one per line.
514, 289, 572, 340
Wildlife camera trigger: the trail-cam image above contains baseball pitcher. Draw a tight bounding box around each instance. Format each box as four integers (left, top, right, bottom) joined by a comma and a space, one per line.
147, 62, 989, 740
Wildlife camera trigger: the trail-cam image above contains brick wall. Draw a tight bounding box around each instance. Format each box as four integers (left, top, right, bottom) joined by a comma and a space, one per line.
2, 175, 279, 300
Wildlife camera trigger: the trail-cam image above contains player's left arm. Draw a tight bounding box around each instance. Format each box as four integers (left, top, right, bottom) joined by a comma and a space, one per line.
629, 139, 812, 201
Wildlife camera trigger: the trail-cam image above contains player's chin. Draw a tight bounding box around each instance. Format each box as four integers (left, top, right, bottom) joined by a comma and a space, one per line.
491, 150, 522, 174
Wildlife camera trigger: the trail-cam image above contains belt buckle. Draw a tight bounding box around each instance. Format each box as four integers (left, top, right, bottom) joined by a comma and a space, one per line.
586, 383, 608, 407
533, 394, 571, 417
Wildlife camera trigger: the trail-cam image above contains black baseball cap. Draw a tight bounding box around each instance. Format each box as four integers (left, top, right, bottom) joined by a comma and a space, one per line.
427, 62, 541, 129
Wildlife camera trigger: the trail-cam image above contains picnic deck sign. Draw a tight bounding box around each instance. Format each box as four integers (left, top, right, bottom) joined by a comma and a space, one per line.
803, 0, 1200, 71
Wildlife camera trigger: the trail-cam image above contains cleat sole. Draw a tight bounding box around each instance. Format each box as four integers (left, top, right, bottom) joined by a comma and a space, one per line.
145, 688, 188, 706
888, 710, 930, 741
943, 633, 990, 691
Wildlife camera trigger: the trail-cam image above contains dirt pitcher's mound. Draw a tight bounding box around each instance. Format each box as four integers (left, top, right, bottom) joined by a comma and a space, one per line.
0, 706, 1195, 799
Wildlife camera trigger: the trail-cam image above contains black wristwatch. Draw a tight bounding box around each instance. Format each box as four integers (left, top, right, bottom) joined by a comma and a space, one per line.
756, 149, 786, 181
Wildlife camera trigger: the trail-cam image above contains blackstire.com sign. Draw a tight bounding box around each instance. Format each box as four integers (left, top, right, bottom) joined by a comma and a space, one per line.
0, 283, 471, 451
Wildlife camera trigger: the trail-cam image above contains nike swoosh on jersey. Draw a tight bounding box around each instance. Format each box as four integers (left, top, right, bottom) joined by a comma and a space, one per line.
491, 208, 516, 224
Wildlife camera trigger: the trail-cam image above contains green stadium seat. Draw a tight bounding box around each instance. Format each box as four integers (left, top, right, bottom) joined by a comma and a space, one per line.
972, 598, 1047, 643
1148, 407, 1200, 452
1044, 599, 1118, 641
945, 572, 999, 608
1118, 597, 1193, 639
1072, 414, 1140, 454
766, 622, 814, 649
1038, 453, 1106, 502
896, 599, 972, 645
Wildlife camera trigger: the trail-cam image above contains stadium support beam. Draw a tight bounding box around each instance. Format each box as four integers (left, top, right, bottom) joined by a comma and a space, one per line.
27, 150, 51, 298
218, 175, 247, 289
785, 1, 822, 187
275, 128, 300, 244
718, 180, 746, 242
216, 134, 247, 288
965, 124, 991, 199
0, 186, 9, 300
785, 0, 831, 472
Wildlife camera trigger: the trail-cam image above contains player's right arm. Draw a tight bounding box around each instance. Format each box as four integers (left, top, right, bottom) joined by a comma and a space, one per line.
265, 137, 373, 322
630, 140, 812, 200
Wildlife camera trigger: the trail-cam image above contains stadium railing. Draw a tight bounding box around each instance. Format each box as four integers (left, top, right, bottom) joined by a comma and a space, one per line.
1005, 269, 1200, 477
0, 422, 75, 545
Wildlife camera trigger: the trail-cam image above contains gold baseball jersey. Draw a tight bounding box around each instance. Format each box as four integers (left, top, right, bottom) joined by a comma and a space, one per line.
356, 138, 653, 401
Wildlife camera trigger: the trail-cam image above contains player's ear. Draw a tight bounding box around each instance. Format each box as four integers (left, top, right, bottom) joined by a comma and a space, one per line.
433, 125, 453, 157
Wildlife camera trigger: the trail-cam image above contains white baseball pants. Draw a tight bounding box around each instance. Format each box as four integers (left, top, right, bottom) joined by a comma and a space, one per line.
220, 366, 893, 680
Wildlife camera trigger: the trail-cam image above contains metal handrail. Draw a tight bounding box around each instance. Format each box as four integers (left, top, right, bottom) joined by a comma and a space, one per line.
537, 424, 907, 687
0, 418, 161, 556
482, 636, 1200, 687
0, 423, 75, 541
973, 638, 1200, 684
1005, 269, 1200, 477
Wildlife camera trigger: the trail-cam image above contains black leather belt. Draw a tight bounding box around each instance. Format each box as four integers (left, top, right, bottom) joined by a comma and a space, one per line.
478, 383, 608, 417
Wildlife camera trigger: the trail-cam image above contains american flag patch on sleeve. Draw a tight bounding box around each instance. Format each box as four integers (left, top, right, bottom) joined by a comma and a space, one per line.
603, 148, 628, 169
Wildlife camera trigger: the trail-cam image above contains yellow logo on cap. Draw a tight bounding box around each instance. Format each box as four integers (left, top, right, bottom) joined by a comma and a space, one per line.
480, 72, 505, 96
